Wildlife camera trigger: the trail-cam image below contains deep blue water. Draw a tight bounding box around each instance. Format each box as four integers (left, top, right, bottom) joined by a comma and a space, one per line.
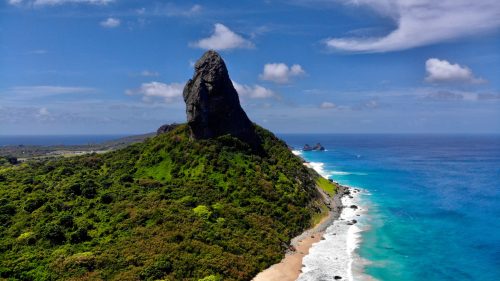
280, 134, 500, 281
0, 135, 127, 146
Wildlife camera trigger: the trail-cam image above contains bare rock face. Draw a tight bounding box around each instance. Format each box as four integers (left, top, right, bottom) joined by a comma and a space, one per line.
183, 50, 259, 146
156, 123, 179, 135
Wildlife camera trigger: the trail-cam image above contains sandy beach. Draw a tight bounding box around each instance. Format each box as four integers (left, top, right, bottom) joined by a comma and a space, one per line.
298, 187, 365, 281
251, 217, 329, 281
253, 169, 347, 281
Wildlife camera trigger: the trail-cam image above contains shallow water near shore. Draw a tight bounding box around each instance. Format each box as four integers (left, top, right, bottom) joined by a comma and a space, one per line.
282, 134, 500, 281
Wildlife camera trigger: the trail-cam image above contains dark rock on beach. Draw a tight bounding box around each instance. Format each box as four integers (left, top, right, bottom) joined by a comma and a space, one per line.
183, 50, 260, 147
347, 219, 357, 225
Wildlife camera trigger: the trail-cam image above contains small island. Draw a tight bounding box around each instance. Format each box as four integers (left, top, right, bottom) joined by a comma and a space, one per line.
303, 143, 325, 151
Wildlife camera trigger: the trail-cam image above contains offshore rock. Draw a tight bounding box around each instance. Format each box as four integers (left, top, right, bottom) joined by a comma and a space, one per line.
313, 143, 325, 151
183, 50, 259, 147
302, 143, 325, 151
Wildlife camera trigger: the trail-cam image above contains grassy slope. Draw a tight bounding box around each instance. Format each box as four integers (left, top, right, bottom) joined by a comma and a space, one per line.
316, 177, 337, 197
0, 125, 328, 281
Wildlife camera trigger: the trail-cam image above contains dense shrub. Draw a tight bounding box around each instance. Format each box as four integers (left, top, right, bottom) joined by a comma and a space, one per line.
0, 124, 324, 280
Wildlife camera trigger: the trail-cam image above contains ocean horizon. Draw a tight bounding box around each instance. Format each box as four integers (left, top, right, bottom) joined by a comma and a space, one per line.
0, 135, 128, 146
281, 134, 500, 281
2, 133, 499, 147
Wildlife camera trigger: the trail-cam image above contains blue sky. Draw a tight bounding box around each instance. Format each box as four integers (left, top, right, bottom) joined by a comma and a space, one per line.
1, 0, 499, 135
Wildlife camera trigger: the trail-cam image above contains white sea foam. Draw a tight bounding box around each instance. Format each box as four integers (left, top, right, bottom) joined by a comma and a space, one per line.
332, 171, 368, 176
331, 171, 351, 176
292, 150, 303, 156
308, 162, 332, 178
297, 160, 372, 281
297, 190, 366, 281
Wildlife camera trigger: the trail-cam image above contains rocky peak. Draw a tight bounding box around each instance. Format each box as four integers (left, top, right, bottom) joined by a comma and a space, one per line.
183, 50, 260, 147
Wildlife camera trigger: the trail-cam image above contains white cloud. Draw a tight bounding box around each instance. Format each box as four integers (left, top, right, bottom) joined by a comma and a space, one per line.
477, 93, 500, 100
161, 4, 203, 17
6, 86, 95, 99
139, 70, 160, 77
191, 4, 202, 12
27, 49, 47, 55
38, 107, 50, 117
320, 102, 336, 109
191, 23, 254, 50
171, 4, 203, 17
232, 81, 276, 99
136, 7, 146, 15
363, 100, 379, 109
126, 82, 184, 103
324, 0, 500, 52
425, 58, 485, 84
8, 0, 115, 6
8, 0, 23, 5
100, 17, 120, 28
32, 0, 113, 6
424, 91, 463, 101
260, 63, 305, 84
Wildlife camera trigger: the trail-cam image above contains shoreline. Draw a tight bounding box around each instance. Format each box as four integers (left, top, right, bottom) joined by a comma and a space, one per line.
298, 186, 366, 281
252, 172, 348, 281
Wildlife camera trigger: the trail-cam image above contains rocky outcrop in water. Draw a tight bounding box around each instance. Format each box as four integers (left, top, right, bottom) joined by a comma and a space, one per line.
303, 143, 325, 151
183, 50, 260, 147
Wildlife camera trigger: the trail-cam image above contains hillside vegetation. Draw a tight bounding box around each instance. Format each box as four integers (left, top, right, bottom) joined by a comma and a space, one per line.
0, 125, 327, 281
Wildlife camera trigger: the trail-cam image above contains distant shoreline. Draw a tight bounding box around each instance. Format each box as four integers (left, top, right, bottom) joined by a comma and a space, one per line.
0, 133, 153, 159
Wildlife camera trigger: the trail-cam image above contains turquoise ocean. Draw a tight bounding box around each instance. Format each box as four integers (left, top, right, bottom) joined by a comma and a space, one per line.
281, 134, 500, 281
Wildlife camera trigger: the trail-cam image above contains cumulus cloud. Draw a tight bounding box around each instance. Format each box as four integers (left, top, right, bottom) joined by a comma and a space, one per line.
324, 0, 500, 52
100, 17, 121, 28
126, 82, 184, 103
260, 63, 305, 84
191, 23, 254, 50
232, 81, 276, 99
425, 58, 485, 84
320, 102, 336, 109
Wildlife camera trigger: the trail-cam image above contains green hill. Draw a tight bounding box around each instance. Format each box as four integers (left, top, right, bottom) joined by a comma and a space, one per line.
0, 125, 329, 281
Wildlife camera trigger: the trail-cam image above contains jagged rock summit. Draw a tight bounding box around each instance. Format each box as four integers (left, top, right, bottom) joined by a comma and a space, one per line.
183, 50, 260, 147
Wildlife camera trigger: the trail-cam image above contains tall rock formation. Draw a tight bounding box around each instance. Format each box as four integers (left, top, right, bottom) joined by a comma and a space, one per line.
183, 50, 260, 147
